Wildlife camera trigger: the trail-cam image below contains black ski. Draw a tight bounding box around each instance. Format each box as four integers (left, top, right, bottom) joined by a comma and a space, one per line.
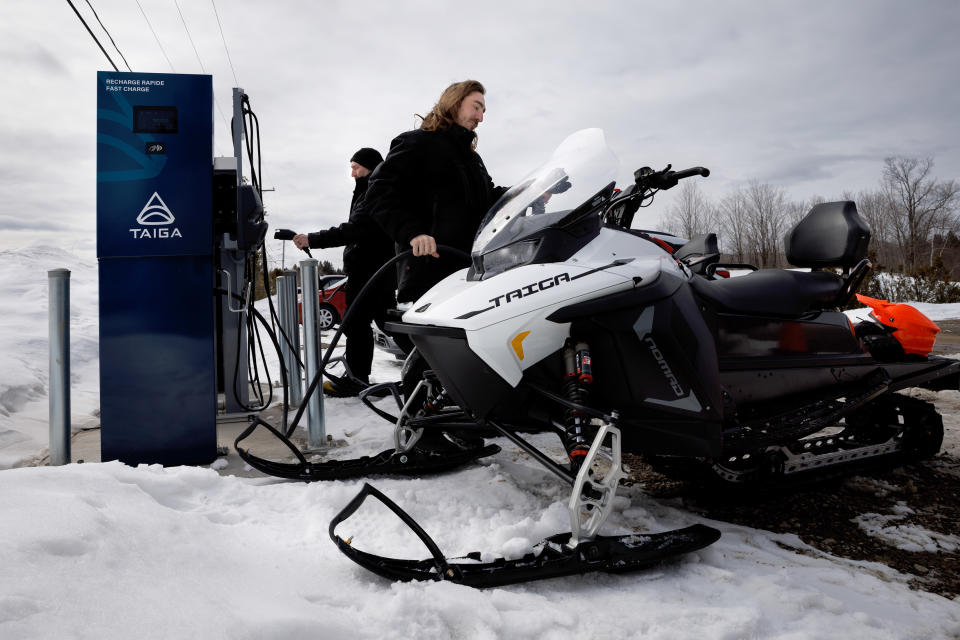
330, 483, 721, 588
234, 418, 500, 482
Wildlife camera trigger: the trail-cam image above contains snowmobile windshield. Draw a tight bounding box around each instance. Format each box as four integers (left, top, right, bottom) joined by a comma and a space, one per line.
472, 128, 619, 255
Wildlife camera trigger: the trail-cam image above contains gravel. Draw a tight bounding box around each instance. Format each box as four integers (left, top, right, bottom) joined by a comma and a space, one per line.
626, 451, 960, 599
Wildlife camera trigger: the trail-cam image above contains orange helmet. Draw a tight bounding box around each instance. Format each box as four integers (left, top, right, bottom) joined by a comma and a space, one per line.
855, 294, 940, 357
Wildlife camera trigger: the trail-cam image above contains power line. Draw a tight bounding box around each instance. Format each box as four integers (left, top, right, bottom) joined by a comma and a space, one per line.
84, 0, 132, 71
171, 0, 234, 157
174, 0, 206, 73
65, 0, 118, 71
136, 0, 176, 72
210, 0, 240, 87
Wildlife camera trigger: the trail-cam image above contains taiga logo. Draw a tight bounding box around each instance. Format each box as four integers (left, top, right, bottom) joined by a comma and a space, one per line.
488, 273, 571, 308
130, 192, 182, 239
136, 192, 175, 225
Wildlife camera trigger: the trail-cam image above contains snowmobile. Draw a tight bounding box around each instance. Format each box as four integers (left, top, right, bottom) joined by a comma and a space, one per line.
239, 129, 958, 587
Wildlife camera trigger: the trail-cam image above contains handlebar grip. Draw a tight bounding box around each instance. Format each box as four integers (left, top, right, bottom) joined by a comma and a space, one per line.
635, 165, 709, 191
670, 166, 710, 180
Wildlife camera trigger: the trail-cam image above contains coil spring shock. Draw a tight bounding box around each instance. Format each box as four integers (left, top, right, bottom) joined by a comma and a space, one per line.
422, 388, 447, 415
419, 372, 447, 416
562, 339, 594, 471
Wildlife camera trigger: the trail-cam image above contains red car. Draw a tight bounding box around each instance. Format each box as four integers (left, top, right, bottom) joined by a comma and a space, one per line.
298, 275, 348, 330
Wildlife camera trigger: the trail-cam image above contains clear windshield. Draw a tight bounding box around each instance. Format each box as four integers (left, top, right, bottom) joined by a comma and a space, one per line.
472, 128, 619, 254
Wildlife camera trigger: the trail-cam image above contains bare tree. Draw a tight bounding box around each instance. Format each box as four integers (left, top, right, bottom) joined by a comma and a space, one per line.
855, 188, 895, 267
784, 198, 811, 230
662, 180, 714, 239
716, 189, 749, 262
928, 207, 960, 265
744, 180, 788, 268
882, 156, 959, 271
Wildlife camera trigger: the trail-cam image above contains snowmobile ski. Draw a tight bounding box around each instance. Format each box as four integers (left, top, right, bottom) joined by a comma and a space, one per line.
234, 418, 500, 482
329, 482, 721, 588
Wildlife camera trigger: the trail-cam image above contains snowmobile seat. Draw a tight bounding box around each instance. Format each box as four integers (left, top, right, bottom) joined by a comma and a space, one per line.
784, 201, 870, 270
784, 200, 872, 307
690, 268, 845, 317
690, 201, 872, 317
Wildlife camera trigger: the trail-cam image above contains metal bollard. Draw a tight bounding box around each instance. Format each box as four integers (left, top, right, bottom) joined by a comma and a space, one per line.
299, 259, 326, 447
275, 273, 291, 396
276, 270, 303, 406
48, 269, 71, 465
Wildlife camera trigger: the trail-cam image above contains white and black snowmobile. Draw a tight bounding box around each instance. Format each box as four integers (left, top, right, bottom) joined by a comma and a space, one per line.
240, 129, 957, 587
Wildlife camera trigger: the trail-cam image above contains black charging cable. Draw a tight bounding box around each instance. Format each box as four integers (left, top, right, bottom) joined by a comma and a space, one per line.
284, 245, 470, 437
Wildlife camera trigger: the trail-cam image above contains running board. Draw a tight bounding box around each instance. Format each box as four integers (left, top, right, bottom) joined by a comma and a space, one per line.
712, 394, 944, 485
888, 356, 960, 392
724, 370, 890, 453
329, 483, 721, 588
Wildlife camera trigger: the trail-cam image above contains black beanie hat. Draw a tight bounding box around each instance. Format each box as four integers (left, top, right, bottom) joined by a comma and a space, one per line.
351, 147, 383, 171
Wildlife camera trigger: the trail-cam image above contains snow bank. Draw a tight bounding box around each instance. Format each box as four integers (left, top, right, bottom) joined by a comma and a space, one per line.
2, 454, 960, 639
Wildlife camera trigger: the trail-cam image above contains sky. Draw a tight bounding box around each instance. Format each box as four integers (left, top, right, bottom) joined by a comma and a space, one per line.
2, 0, 960, 270
2, 245, 960, 637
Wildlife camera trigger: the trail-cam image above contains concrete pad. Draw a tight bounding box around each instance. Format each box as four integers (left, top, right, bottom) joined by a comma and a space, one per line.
67, 402, 328, 479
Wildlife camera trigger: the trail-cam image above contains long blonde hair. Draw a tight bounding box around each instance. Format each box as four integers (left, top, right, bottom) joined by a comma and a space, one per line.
417, 80, 485, 149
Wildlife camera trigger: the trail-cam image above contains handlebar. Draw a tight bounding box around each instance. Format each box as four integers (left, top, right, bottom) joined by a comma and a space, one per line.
606, 164, 710, 230
634, 164, 710, 190
671, 166, 711, 180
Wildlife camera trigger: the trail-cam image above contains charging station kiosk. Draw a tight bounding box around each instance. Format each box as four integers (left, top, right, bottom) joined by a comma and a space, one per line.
97, 71, 266, 466
97, 72, 218, 465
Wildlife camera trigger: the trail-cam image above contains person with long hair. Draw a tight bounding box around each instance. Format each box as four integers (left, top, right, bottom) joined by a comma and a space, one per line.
365, 79, 506, 303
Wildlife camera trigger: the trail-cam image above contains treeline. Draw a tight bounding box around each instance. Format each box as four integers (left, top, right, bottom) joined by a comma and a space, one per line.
661, 156, 960, 302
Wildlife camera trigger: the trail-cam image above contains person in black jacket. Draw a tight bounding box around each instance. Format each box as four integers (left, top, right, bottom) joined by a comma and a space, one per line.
364, 80, 506, 303
294, 147, 394, 396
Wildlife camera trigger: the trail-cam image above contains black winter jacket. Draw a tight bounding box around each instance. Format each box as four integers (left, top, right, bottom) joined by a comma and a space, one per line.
365, 124, 505, 302
306, 176, 394, 296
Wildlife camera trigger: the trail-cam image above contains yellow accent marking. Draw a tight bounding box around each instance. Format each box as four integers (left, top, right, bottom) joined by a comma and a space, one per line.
511, 331, 532, 361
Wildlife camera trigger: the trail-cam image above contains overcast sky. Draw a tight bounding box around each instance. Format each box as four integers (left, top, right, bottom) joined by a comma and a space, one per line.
2, 0, 959, 268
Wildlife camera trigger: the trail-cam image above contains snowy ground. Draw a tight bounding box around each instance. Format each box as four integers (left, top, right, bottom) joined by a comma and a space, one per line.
2, 246, 960, 639
0, 246, 101, 469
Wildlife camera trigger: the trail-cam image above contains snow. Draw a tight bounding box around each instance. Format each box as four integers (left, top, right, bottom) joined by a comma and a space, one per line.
846, 302, 960, 324
2, 246, 960, 639
853, 504, 960, 553
0, 246, 100, 468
